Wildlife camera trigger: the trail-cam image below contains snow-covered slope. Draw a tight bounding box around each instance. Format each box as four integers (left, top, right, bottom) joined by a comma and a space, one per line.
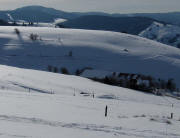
139, 22, 180, 48
0, 64, 180, 138
0, 26, 180, 87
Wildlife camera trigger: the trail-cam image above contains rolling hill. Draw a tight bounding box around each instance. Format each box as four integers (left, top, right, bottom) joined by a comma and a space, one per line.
0, 6, 78, 22
0, 5, 113, 23
1, 5, 180, 26
0, 26, 180, 88
0, 64, 179, 138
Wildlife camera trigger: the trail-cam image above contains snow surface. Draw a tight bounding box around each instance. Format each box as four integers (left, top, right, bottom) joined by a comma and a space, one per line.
0, 26, 180, 88
0, 64, 180, 138
54, 18, 67, 24
139, 22, 180, 48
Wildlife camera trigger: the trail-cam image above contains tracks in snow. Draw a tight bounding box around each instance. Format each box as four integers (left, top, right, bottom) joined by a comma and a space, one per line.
0, 114, 179, 138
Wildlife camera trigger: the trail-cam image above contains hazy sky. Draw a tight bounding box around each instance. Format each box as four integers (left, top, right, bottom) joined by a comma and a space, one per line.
0, 0, 180, 13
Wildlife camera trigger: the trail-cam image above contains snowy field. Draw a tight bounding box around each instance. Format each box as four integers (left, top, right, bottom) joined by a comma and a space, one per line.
0, 65, 180, 138
0, 26, 180, 87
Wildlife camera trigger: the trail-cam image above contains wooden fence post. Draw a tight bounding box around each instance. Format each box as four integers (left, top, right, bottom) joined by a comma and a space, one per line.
171, 113, 173, 119
105, 105, 108, 117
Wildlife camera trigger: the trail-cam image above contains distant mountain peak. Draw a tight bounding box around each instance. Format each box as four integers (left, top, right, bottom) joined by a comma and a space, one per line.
139, 22, 180, 48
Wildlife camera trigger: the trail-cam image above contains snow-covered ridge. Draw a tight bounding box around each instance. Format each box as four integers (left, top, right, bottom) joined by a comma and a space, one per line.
139, 22, 180, 48
0, 26, 180, 87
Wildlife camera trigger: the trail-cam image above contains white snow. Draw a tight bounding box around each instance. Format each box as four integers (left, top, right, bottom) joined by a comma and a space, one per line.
0, 64, 179, 138
139, 22, 180, 48
54, 18, 67, 24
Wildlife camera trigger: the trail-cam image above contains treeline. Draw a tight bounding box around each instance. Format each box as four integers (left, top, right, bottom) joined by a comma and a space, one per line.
0, 19, 9, 26
46, 65, 178, 95
0, 19, 36, 26
47, 65, 69, 74
0, 19, 16, 26
91, 72, 177, 95
47, 65, 93, 76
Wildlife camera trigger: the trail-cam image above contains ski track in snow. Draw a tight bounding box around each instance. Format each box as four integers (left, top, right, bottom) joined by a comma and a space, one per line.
0, 133, 30, 138
0, 115, 179, 138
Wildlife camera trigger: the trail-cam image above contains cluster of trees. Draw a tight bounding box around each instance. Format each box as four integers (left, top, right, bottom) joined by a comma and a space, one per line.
46, 64, 178, 95
22, 22, 34, 26
46, 63, 178, 95
14, 28, 20, 35
0, 19, 10, 26
47, 65, 94, 76
14, 28, 39, 41
177, 43, 180, 48
3, 21, 35, 26
29, 33, 39, 41
91, 72, 177, 94
0, 19, 20, 26
47, 65, 69, 74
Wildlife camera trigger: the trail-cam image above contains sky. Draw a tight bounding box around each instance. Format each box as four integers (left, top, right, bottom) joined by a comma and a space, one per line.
0, 0, 180, 13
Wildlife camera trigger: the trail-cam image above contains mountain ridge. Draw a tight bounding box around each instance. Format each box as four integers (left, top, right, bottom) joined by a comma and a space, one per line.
139, 22, 180, 48
0, 5, 180, 25
58, 15, 156, 35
